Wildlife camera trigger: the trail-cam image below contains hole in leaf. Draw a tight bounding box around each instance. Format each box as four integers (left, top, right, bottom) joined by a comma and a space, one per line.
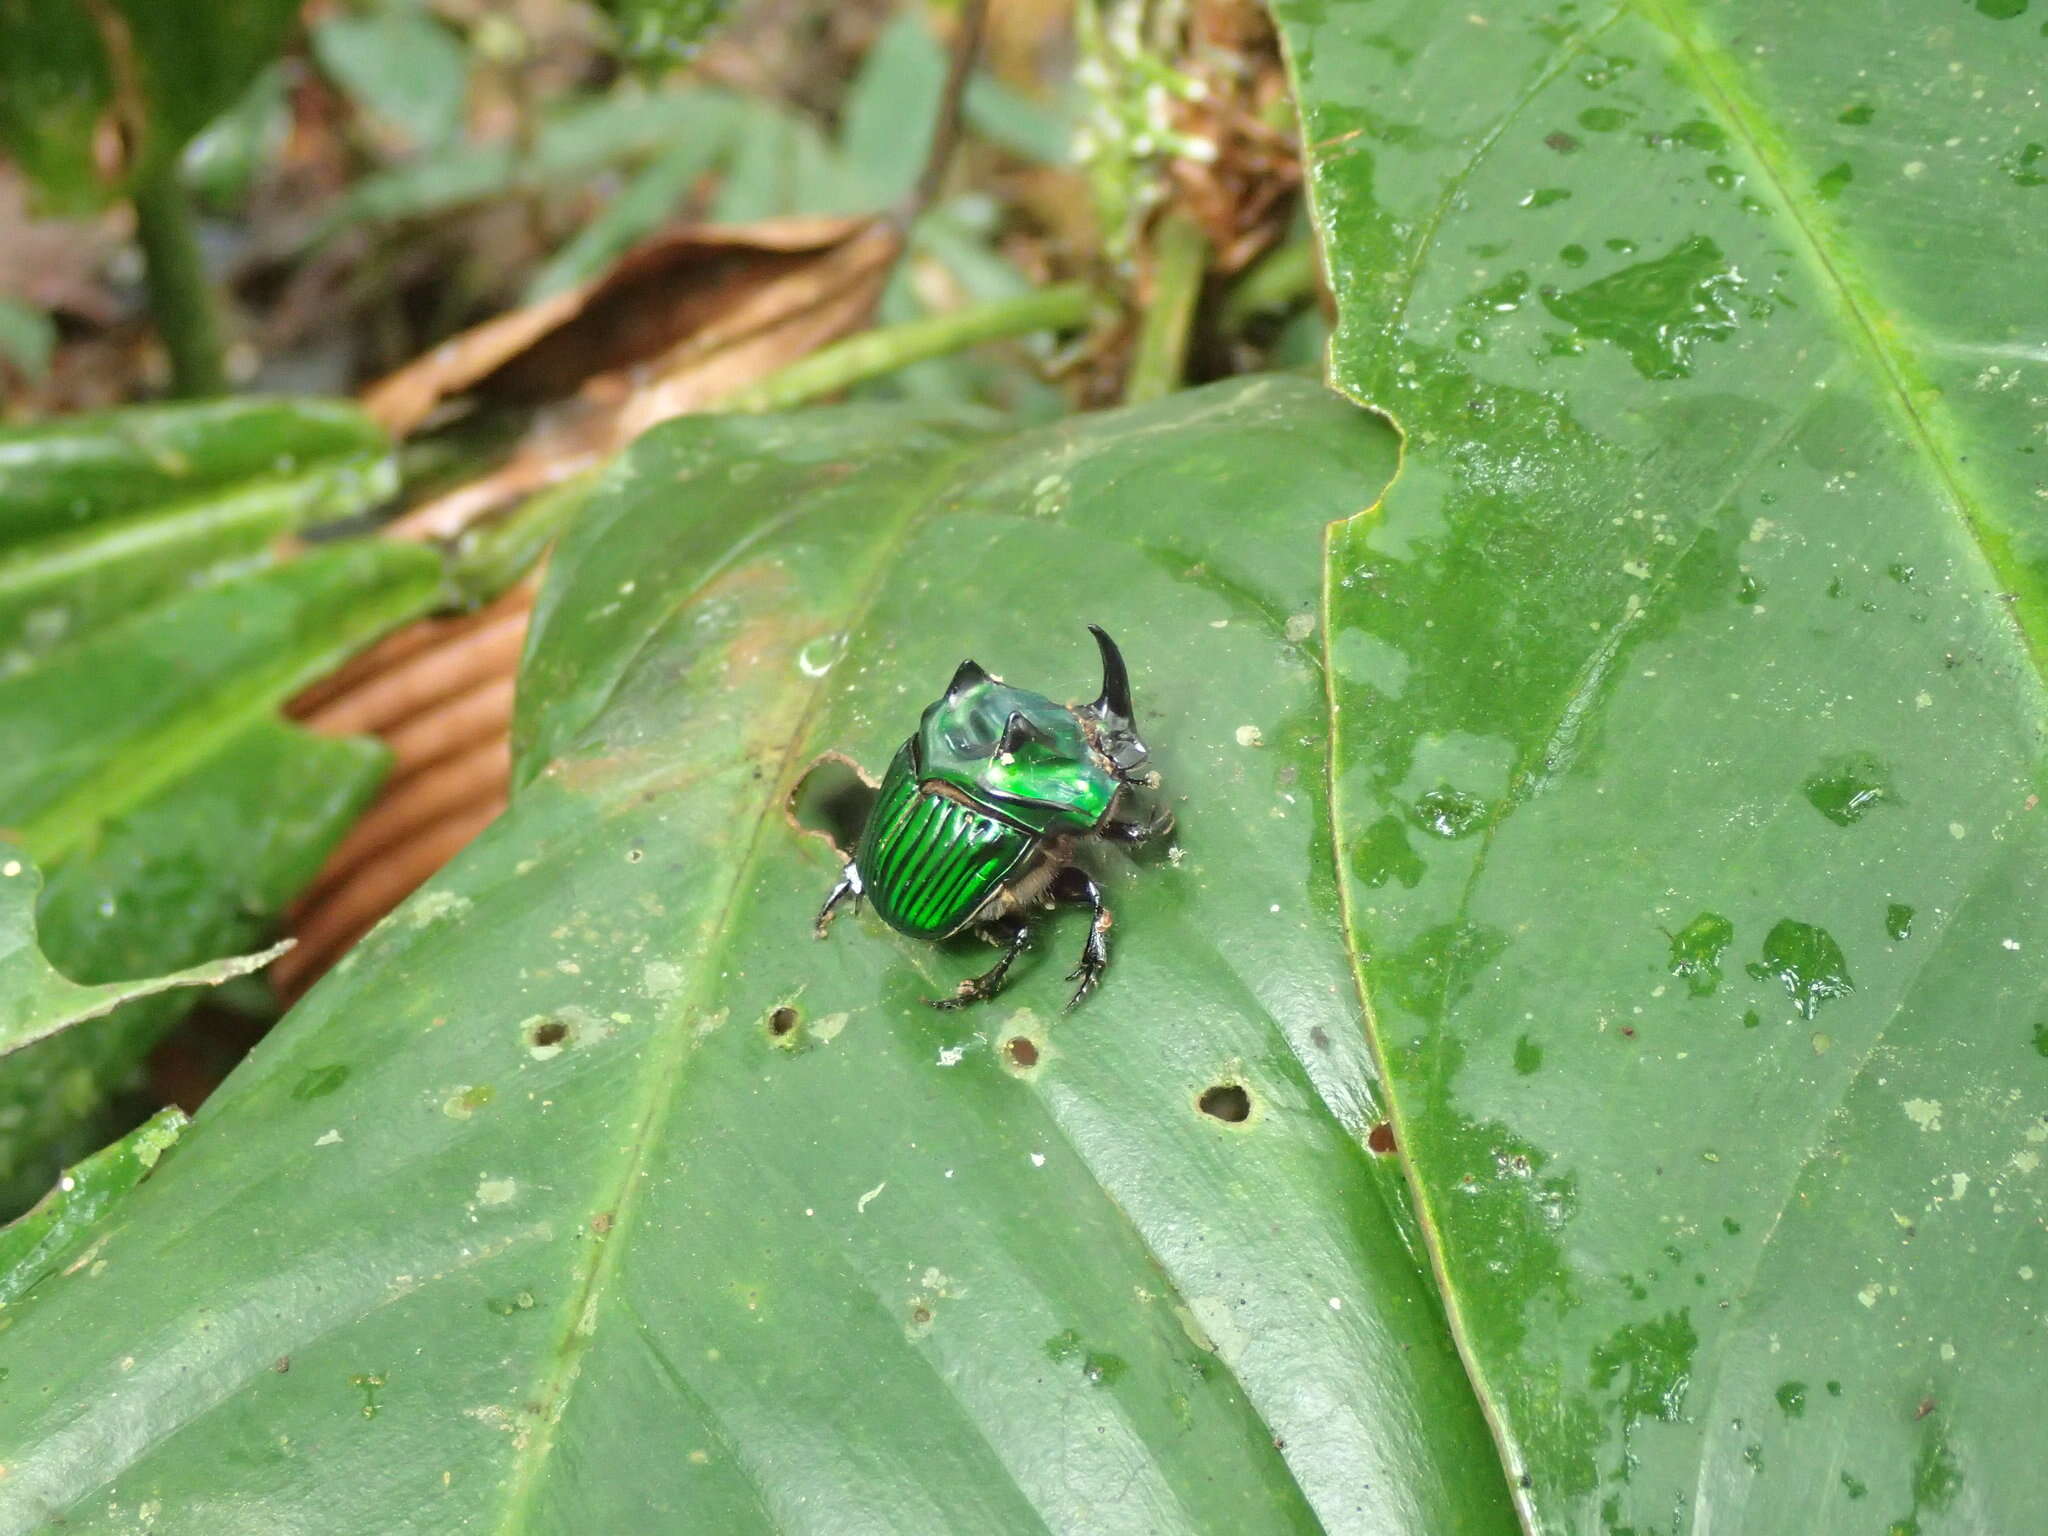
530, 1019, 568, 1048
1006, 1036, 1040, 1069
1198, 1083, 1251, 1123
788, 753, 877, 856
768, 1006, 799, 1038
1367, 1121, 1397, 1155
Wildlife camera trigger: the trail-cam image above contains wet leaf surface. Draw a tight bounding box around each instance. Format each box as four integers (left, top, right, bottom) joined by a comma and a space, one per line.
0, 378, 1516, 1534
1278, 0, 2048, 1529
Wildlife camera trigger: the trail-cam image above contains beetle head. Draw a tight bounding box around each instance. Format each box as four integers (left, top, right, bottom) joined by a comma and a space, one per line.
1082, 624, 1151, 779
916, 650, 1117, 835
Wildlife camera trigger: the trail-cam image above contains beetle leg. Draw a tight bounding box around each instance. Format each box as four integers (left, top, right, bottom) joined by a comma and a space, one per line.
814, 861, 865, 938
1100, 803, 1175, 845
1052, 865, 1112, 1010
928, 919, 1030, 1011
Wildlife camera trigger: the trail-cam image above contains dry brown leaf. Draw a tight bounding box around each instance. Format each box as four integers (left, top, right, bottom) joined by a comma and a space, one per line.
377, 215, 899, 541
361, 213, 885, 437
276, 195, 913, 1002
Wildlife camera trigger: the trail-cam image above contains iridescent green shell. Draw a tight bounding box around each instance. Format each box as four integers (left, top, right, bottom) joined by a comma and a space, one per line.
914, 677, 1116, 835
856, 741, 1037, 940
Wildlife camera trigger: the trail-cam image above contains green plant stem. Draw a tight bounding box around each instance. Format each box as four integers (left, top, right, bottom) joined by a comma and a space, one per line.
450, 283, 1099, 592
131, 165, 229, 397
1124, 212, 1208, 405
1220, 238, 1320, 330
718, 283, 1096, 413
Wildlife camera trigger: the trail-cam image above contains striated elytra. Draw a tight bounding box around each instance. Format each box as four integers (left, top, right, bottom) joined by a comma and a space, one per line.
816, 625, 1173, 1010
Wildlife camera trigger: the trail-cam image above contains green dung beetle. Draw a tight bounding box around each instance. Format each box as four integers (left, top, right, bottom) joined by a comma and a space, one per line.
816, 626, 1173, 1011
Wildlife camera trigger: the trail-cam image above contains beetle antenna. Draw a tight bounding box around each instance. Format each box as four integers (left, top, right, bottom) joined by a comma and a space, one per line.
946, 657, 991, 700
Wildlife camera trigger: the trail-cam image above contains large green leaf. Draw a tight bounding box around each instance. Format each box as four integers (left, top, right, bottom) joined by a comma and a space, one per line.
0, 380, 1516, 1533
0, 720, 387, 1217
0, 397, 391, 550
0, 848, 285, 1063
0, 538, 440, 866
1278, 0, 2047, 1530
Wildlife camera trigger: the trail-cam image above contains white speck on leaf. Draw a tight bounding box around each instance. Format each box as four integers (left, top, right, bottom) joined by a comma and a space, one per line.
315, 1130, 342, 1147
476, 1177, 517, 1206
1857, 1283, 1880, 1308
1235, 724, 1264, 748
1903, 1098, 1943, 1132
1029, 1153, 1046, 1168
936, 1045, 965, 1067
856, 1180, 886, 1213
409, 890, 472, 928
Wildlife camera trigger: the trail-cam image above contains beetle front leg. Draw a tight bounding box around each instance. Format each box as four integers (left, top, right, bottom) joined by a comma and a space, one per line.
1100, 803, 1175, 846
928, 919, 1030, 1011
814, 861, 865, 938
1052, 865, 1112, 1010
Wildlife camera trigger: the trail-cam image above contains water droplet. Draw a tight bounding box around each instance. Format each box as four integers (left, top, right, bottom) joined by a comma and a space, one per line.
1838, 102, 1875, 126
1668, 912, 1735, 997
797, 632, 848, 678
1737, 573, 1765, 605
1815, 161, 1854, 200
1352, 814, 1425, 888
1559, 243, 1590, 267
1514, 1035, 1545, 1075
290, 1065, 349, 1101
1803, 754, 1896, 825
1540, 235, 1752, 380
1470, 270, 1531, 313
1746, 920, 1854, 1019
1776, 1380, 1807, 1418
1412, 785, 1488, 839
1886, 903, 1915, 941
1577, 105, 1634, 132
2001, 141, 2046, 186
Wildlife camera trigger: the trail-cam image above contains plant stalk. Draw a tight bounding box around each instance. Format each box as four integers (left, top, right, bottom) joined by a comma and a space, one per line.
131, 164, 229, 397
1124, 212, 1208, 405
718, 283, 1095, 414
451, 284, 1098, 591
1220, 237, 1320, 330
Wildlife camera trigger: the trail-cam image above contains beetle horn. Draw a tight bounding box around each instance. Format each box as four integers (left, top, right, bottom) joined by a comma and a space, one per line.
1086, 625, 1134, 732
945, 657, 991, 700
1084, 624, 1151, 777
998, 710, 1054, 756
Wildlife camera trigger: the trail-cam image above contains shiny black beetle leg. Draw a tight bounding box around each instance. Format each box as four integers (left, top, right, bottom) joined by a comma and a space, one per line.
1054, 865, 1112, 1010
928, 918, 1031, 1011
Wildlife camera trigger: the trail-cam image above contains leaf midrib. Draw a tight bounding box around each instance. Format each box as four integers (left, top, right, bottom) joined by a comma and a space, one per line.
1632, 0, 2048, 689
485, 434, 995, 1533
